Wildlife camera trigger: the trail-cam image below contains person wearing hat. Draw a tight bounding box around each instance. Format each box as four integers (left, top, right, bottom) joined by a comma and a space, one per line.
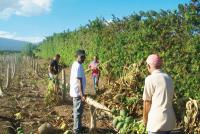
143, 54, 176, 134
70, 49, 86, 134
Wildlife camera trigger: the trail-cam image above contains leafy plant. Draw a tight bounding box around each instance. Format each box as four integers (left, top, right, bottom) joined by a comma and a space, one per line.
112, 111, 147, 134
34, 0, 200, 132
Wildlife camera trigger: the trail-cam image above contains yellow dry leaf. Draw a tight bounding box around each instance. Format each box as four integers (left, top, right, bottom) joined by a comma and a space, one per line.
60, 122, 67, 130
14, 112, 22, 120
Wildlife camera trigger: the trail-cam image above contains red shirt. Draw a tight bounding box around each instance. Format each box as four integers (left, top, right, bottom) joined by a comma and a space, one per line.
89, 61, 100, 76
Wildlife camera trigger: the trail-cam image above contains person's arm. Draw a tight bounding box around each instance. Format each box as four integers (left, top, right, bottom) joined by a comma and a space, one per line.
77, 64, 85, 101
57, 64, 63, 74
88, 63, 92, 70
77, 77, 85, 101
143, 100, 152, 126
48, 65, 54, 74
97, 63, 101, 76
49, 61, 55, 74
142, 77, 154, 126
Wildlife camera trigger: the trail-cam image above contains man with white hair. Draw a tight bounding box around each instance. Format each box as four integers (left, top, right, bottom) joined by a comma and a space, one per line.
143, 54, 176, 134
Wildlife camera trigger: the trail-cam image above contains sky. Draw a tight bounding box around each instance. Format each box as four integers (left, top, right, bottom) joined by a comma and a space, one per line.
0, 0, 190, 43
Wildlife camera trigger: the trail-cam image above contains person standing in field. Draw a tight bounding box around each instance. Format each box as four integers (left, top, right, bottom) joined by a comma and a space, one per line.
48, 54, 61, 92
88, 56, 100, 93
70, 50, 86, 134
143, 54, 176, 134
45, 54, 62, 105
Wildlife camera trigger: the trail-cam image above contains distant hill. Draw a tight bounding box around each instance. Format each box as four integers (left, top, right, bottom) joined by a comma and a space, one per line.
0, 37, 29, 51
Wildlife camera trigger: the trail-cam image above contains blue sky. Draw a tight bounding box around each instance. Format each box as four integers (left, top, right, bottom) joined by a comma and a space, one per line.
0, 0, 190, 43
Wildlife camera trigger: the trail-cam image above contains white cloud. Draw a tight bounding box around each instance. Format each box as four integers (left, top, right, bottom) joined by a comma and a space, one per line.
0, 0, 52, 19
15, 36, 45, 43
104, 19, 113, 26
0, 31, 15, 38
0, 30, 44, 43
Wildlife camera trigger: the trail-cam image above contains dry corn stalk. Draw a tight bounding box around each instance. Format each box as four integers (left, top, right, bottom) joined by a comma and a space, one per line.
11, 63, 16, 79
116, 62, 141, 87
0, 87, 4, 97
62, 69, 66, 101
35, 62, 38, 73
184, 98, 200, 133
5, 64, 10, 89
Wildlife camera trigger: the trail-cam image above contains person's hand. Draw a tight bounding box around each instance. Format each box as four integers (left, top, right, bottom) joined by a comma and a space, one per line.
81, 95, 86, 102
143, 119, 147, 127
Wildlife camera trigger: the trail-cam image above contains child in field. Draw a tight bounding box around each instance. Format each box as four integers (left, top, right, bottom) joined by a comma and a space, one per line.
88, 56, 100, 93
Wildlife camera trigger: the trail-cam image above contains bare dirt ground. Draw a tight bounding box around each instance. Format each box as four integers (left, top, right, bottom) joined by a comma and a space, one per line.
0, 59, 115, 134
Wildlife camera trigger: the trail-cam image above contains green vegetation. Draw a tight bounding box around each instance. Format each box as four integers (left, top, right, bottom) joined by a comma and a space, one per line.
112, 113, 147, 134
0, 50, 20, 55
35, 0, 200, 99
21, 43, 36, 56
35, 1, 200, 132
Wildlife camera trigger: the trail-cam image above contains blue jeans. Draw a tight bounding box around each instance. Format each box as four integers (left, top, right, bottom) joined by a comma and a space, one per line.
73, 97, 84, 133
93, 75, 99, 91
148, 131, 171, 134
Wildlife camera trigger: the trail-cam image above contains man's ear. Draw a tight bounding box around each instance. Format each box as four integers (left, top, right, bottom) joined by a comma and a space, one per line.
147, 64, 150, 69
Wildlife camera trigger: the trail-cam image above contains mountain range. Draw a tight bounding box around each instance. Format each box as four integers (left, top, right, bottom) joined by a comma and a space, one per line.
0, 37, 29, 51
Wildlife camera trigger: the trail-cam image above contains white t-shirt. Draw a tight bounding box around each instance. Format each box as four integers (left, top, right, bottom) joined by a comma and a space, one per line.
70, 61, 86, 98
143, 69, 176, 132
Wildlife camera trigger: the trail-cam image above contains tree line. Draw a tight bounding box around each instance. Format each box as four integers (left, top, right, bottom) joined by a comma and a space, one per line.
33, 0, 200, 101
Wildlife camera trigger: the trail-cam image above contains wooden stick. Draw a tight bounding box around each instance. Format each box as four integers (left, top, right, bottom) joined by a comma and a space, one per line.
32, 59, 35, 71
85, 57, 115, 74
85, 97, 112, 117
11, 63, 15, 79
85, 68, 90, 73
62, 69, 66, 101
89, 105, 96, 134
0, 58, 2, 76
35, 62, 38, 73
0, 87, 4, 97
5, 64, 10, 89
